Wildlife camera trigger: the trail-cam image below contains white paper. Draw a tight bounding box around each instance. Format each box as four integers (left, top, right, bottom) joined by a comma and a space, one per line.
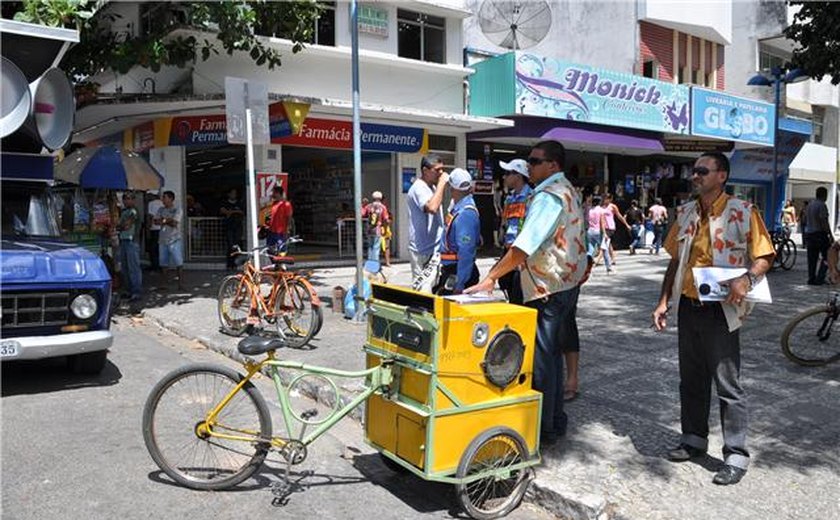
692, 267, 772, 303
443, 293, 506, 304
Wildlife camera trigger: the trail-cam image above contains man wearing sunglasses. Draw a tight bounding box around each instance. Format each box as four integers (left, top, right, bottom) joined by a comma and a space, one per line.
466, 140, 590, 446
651, 152, 775, 486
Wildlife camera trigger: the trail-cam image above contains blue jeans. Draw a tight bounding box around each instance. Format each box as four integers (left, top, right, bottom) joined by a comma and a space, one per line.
527, 286, 581, 436
267, 231, 287, 251
631, 224, 643, 249
367, 235, 382, 262
652, 224, 665, 254
586, 229, 611, 270
119, 239, 142, 298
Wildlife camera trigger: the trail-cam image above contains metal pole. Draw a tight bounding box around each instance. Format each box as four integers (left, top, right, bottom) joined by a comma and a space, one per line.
351, 0, 365, 320
246, 107, 261, 271
771, 75, 781, 231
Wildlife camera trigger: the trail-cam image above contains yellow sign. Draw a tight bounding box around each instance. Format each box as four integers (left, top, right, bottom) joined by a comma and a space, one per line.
282, 101, 310, 135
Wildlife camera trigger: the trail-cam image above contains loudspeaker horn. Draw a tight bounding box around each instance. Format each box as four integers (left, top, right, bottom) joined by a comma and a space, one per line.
26, 68, 75, 151
1, 57, 32, 138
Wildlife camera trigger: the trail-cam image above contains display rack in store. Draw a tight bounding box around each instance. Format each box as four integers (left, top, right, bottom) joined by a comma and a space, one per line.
288, 163, 354, 247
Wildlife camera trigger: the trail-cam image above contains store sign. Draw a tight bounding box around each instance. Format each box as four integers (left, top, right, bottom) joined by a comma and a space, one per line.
514, 52, 691, 134
690, 87, 776, 146
357, 4, 388, 37
662, 137, 734, 153
169, 115, 228, 146
273, 118, 426, 153
728, 130, 806, 182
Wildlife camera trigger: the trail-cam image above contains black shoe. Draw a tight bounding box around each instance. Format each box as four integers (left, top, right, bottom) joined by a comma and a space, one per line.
666, 444, 706, 461
712, 465, 746, 485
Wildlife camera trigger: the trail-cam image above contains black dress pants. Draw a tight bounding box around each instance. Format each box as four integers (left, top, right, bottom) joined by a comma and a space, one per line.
805, 231, 830, 284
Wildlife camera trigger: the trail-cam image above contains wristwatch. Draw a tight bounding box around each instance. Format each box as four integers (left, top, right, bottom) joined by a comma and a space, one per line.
743, 272, 759, 290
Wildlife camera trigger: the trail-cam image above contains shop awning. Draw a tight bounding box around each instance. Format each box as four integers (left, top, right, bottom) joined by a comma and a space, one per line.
541, 126, 663, 152
788, 142, 838, 184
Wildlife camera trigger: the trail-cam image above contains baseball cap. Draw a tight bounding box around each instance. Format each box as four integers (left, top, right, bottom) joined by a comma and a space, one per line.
372, 191, 383, 200
499, 158, 529, 178
448, 168, 472, 191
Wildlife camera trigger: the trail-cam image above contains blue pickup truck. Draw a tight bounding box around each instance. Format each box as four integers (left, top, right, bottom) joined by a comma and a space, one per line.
1, 181, 113, 374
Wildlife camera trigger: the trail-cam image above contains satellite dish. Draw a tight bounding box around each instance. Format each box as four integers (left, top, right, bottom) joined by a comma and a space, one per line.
478, 0, 551, 50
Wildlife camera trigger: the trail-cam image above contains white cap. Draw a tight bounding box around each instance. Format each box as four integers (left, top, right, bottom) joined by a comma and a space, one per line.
499, 158, 529, 178
372, 191, 383, 200
448, 168, 472, 191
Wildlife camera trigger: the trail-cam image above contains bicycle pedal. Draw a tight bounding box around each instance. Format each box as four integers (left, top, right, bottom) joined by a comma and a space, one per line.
300, 409, 318, 420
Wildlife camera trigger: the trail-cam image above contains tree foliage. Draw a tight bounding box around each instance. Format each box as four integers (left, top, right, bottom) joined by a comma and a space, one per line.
7, 0, 324, 80
784, 1, 840, 85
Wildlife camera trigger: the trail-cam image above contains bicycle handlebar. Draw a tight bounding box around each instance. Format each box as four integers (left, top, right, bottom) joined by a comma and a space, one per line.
230, 236, 303, 257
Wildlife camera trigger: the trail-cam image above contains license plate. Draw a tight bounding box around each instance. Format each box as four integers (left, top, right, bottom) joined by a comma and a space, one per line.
0, 340, 20, 358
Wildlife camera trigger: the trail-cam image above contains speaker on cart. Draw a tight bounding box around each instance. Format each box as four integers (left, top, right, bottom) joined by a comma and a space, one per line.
1, 57, 31, 138
2, 67, 74, 152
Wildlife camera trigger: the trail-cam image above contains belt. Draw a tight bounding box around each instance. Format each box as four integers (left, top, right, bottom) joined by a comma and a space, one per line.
683, 296, 719, 308
440, 252, 458, 261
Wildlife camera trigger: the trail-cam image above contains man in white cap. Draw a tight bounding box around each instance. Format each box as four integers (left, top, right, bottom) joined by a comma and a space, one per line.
498, 158, 532, 304
434, 168, 481, 294
362, 190, 390, 263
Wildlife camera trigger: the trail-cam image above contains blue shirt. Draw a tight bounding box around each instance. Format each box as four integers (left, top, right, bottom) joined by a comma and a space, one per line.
440, 194, 481, 291
407, 179, 444, 255
512, 172, 566, 256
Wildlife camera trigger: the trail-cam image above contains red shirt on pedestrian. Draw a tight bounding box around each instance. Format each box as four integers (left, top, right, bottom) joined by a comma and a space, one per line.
269, 199, 293, 235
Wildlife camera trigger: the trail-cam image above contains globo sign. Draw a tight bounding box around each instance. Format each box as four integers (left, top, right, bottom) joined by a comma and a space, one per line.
691, 87, 776, 146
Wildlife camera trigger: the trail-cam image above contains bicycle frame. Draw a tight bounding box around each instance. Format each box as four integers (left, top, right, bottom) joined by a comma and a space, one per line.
200, 351, 394, 449
230, 261, 320, 324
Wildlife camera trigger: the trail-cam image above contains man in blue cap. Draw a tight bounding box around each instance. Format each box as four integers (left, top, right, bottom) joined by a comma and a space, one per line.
434, 168, 481, 294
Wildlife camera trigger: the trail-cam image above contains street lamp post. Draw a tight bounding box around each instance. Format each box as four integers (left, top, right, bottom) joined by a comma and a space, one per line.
747, 66, 808, 230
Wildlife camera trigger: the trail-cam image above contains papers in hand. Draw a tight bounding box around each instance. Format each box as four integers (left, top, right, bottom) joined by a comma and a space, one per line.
443, 292, 505, 304
692, 267, 772, 304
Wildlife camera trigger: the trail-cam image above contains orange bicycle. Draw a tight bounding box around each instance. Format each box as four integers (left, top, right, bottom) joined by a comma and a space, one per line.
217, 237, 323, 348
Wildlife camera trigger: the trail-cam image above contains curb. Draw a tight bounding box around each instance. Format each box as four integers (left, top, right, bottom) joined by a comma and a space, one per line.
141, 311, 611, 519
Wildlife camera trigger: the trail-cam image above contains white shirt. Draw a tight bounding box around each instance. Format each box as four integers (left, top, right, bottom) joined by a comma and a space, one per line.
148, 199, 163, 231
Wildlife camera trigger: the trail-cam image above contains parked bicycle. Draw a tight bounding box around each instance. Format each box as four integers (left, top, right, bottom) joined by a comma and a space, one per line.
771, 228, 796, 271
781, 292, 840, 366
217, 237, 323, 348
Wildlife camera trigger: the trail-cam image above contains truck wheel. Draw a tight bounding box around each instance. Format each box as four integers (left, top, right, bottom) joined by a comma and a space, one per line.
68, 350, 108, 375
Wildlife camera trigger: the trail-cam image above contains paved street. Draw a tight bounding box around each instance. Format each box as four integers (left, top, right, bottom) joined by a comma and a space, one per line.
1, 317, 551, 520
3, 249, 840, 520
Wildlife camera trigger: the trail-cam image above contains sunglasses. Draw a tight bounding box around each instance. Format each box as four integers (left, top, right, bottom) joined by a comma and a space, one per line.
691, 166, 714, 176
526, 157, 548, 166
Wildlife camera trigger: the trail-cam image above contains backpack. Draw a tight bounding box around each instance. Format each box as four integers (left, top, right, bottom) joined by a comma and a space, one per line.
367, 202, 384, 234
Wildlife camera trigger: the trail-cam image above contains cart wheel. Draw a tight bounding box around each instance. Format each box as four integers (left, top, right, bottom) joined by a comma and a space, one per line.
455, 427, 532, 520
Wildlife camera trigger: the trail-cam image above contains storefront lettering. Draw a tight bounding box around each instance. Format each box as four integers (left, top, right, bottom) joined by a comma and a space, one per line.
298, 123, 352, 143
564, 69, 661, 106
703, 107, 769, 138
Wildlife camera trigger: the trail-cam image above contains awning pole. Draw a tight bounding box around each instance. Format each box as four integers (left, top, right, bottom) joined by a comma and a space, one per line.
351, 0, 365, 321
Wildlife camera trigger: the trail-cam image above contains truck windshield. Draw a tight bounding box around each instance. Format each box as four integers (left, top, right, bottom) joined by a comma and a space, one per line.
1, 182, 63, 238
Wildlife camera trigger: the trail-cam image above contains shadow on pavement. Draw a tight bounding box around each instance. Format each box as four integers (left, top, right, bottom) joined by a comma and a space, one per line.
1, 357, 122, 397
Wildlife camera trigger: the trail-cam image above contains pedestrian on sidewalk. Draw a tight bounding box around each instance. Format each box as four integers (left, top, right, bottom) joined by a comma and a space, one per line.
146, 192, 163, 272
407, 155, 448, 292
587, 197, 611, 273
603, 193, 631, 266
626, 199, 645, 254
651, 152, 774, 486
434, 169, 480, 295
362, 191, 390, 264
220, 188, 244, 271
266, 185, 293, 251
647, 198, 668, 254
466, 140, 591, 446
497, 158, 532, 304
156, 191, 186, 291
804, 187, 832, 285
118, 191, 142, 301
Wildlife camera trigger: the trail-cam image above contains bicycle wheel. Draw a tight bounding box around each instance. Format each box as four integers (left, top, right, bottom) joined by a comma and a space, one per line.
274, 279, 319, 348
142, 364, 272, 490
218, 275, 253, 336
781, 306, 840, 367
455, 427, 532, 520
779, 239, 796, 270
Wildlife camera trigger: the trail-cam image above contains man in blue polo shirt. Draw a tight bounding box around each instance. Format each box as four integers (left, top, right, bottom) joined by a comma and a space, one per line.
434, 168, 481, 294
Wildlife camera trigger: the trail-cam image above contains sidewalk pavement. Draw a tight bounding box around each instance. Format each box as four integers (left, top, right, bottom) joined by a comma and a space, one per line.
133, 250, 840, 520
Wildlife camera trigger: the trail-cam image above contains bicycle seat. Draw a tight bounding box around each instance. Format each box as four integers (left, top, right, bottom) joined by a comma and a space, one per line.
237, 335, 285, 355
